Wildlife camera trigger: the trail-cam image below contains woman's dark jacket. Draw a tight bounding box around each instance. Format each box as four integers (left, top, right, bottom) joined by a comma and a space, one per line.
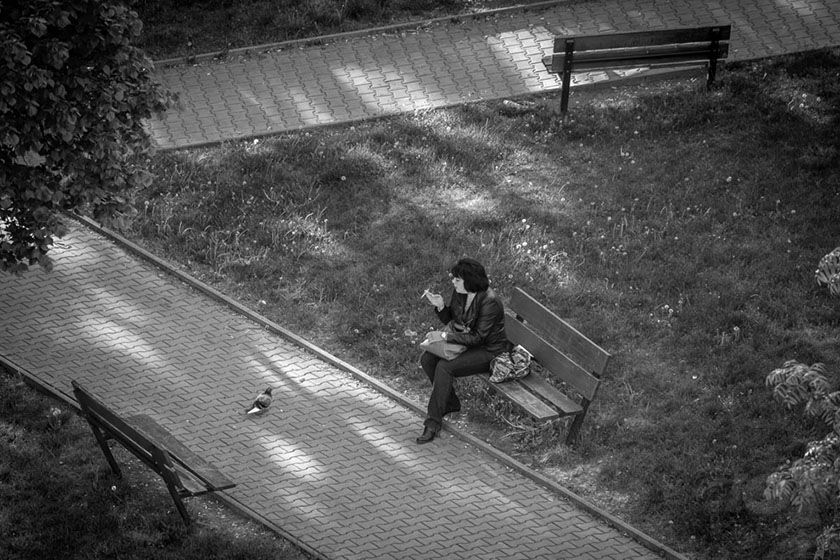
436, 288, 508, 356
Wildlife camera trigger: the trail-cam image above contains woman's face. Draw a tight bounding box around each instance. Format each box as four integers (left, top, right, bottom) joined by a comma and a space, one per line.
451, 275, 468, 294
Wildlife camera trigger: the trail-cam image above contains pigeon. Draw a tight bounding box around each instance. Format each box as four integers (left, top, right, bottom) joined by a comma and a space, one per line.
245, 387, 273, 415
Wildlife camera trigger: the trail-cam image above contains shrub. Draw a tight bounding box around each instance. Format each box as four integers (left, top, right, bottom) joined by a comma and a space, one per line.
765, 360, 840, 557
816, 247, 840, 297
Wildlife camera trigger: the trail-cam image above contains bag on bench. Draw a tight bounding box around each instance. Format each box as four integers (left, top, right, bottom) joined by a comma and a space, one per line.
489, 344, 532, 383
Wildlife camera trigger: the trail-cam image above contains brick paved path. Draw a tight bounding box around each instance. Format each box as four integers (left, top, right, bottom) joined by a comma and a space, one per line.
0, 221, 672, 560
147, 0, 840, 150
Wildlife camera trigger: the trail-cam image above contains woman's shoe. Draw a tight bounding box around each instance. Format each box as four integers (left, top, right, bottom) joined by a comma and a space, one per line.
416, 425, 438, 444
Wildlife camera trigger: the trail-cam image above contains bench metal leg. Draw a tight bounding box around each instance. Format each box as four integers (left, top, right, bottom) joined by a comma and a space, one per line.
152, 447, 192, 526
86, 421, 123, 478
163, 482, 192, 526
560, 71, 571, 112
560, 39, 575, 113
707, 58, 718, 88
565, 399, 591, 446
707, 28, 722, 88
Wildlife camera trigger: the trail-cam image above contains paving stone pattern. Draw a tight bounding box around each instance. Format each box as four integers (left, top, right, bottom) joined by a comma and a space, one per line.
0, 223, 662, 560
147, 0, 840, 150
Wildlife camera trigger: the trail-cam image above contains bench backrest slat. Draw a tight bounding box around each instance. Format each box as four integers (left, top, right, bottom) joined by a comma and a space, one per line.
505, 313, 600, 401
562, 42, 729, 66
554, 25, 731, 52
72, 381, 175, 475
552, 47, 730, 74
509, 288, 611, 377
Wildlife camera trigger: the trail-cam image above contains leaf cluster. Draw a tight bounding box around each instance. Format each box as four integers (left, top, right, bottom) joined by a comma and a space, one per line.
0, 0, 169, 273
816, 247, 840, 298
766, 361, 840, 556
767, 361, 834, 416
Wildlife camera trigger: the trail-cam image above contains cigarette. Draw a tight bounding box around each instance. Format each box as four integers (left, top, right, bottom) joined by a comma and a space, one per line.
420, 289, 430, 299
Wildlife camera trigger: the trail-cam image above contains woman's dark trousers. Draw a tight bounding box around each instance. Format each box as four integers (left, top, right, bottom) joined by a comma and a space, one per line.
420, 347, 494, 430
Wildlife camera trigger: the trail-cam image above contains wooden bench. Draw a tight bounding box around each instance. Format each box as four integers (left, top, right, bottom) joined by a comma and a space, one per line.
541, 24, 731, 112
71, 381, 235, 526
478, 288, 611, 445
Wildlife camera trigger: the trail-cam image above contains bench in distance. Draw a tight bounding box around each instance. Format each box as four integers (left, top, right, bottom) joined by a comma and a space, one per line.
541, 24, 731, 112
478, 288, 611, 445
72, 380, 235, 526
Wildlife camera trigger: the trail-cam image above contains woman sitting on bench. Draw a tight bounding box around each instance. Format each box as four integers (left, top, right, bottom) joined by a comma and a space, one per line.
417, 258, 508, 444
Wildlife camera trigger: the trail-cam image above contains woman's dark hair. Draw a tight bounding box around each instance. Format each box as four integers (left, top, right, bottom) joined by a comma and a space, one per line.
450, 258, 490, 293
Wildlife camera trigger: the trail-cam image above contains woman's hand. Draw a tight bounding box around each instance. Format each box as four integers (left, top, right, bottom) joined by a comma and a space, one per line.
424, 330, 446, 343
421, 289, 444, 309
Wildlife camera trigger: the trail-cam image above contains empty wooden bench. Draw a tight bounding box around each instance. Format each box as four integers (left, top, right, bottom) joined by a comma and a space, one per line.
478, 288, 611, 445
541, 24, 731, 112
72, 381, 235, 525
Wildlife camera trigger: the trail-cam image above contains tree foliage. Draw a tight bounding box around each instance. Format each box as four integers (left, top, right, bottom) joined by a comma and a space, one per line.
816, 247, 840, 298
766, 360, 840, 559
0, 0, 169, 273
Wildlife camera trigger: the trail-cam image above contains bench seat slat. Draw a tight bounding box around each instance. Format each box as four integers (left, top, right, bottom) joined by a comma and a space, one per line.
477, 374, 560, 421
126, 414, 235, 492
542, 54, 724, 75
518, 374, 584, 416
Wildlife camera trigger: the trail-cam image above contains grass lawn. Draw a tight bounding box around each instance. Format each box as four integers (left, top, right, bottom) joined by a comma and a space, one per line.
121, 46, 840, 560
